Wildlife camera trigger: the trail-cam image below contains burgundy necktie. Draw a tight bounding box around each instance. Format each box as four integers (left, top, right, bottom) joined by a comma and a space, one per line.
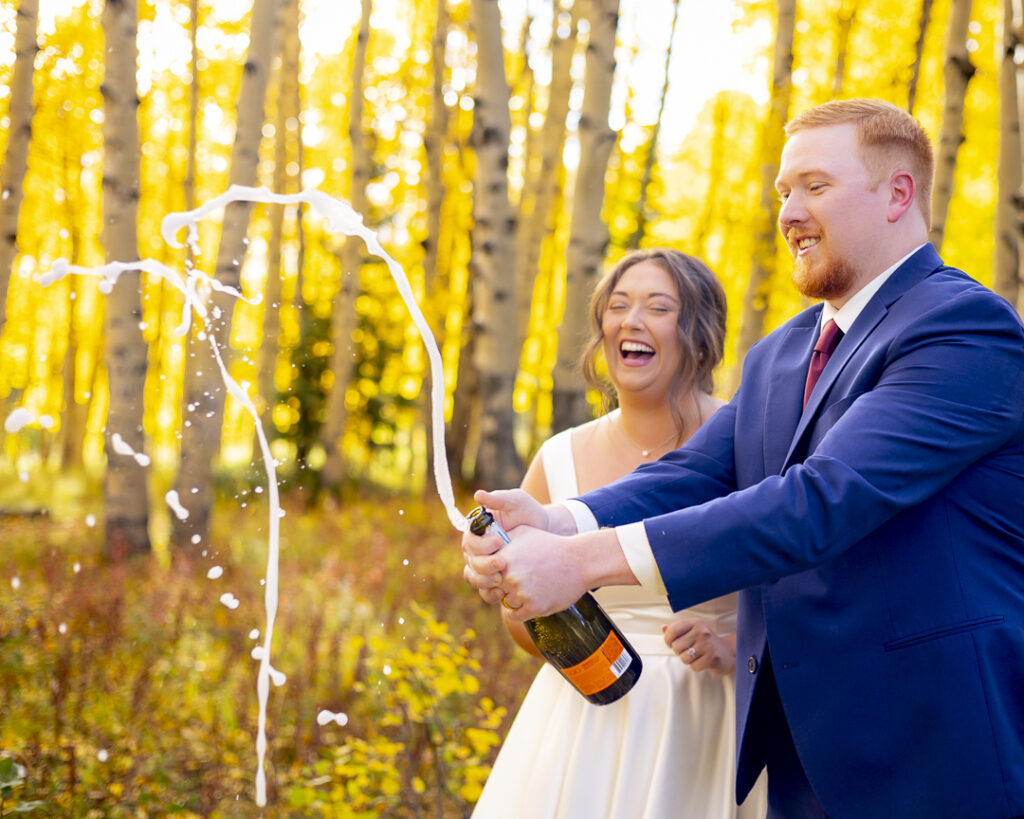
803, 319, 844, 409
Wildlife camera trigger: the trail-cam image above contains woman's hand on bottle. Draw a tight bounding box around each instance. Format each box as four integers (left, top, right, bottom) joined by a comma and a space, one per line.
662, 618, 736, 676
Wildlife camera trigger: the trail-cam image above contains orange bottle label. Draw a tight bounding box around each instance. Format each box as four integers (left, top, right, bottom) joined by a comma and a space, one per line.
560, 631, 632, 696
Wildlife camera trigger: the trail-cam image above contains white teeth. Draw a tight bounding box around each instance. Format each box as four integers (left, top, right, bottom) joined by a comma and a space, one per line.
621, 341, 655, 354
797, 237, 819, 249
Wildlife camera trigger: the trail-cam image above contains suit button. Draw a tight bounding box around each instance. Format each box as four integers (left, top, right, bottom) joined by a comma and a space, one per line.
747, 656, 757, 674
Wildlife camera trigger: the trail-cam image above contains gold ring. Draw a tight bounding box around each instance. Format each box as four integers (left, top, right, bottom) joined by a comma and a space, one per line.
501, 595, 521, 611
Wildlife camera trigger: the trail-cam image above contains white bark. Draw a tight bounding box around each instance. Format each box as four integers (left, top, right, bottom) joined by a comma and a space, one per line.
0, 0, 39, 336
319, 0, 372, 489
929, 0, 976, 249
468, 0, 521, 487
551, 0, 620, 432
101, 0, 150, 557
733, 0, 795, 378
908, 0, 935, 114
259, 0, 300, 420
173, 0, 282, 550
995, 0, 1022, 306
515, 0, 579, 346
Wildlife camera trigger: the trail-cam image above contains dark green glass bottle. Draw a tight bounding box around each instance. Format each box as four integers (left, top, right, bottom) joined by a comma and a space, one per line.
468, 506, 643, 705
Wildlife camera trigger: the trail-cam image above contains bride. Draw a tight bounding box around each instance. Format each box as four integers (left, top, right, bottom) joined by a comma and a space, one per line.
471, 249, 766, 818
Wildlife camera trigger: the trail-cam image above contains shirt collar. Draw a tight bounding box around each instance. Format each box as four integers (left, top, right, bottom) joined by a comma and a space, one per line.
821, 243, 925, 333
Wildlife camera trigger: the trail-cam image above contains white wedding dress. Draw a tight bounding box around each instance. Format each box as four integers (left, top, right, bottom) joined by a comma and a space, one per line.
471, 427, 767, 819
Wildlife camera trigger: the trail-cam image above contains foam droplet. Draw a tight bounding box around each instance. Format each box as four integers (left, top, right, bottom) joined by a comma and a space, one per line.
165, 490, 189, 521
316, 709, 349, 727
4, 407, 33, 433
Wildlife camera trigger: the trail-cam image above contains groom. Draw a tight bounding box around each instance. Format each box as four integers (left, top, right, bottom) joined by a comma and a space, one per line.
462, 99, 1024, 819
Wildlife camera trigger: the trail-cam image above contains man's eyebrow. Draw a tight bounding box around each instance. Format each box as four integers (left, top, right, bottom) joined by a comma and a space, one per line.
775, 168, 833, 190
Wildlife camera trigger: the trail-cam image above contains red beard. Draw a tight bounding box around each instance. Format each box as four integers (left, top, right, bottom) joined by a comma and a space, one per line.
792, 250, 857, 301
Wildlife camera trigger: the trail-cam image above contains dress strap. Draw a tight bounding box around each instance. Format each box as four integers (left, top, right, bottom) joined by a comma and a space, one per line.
540, 427, 579, 502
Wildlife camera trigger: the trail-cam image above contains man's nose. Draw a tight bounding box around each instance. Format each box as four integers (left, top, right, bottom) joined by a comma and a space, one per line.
778, 193, 806, 229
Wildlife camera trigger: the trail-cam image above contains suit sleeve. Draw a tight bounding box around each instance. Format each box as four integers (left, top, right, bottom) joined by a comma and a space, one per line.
593, 288, 1024, 611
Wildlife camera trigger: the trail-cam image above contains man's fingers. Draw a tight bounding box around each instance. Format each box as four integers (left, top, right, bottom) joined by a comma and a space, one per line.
472, 488, 547, 531
467, 551, 505, 577
463, 531, 504, 556
473, 488, 514, 511
479, 585, 505, 605
463, 554, 507, 592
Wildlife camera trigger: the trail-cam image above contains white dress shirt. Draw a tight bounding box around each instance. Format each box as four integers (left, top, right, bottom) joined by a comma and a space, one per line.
563, 245, 926, 597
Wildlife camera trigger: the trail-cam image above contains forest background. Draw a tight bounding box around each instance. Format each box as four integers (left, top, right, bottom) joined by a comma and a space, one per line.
1, 0, 1020, 815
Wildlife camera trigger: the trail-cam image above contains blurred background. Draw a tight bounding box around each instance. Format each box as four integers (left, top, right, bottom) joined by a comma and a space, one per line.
0, 0, 1018, 814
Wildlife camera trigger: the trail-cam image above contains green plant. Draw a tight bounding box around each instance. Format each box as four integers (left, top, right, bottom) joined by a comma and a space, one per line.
0, 755, 45, 816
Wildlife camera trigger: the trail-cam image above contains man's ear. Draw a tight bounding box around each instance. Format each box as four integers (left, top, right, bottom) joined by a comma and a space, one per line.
888, 171, 916, 223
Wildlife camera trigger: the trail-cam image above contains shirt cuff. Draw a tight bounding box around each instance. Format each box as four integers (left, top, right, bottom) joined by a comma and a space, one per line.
561, 499, 598, 533
617, 521, 667, 595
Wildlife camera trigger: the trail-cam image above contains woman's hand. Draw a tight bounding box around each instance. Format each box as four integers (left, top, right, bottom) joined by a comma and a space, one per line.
662, 618, 736, 676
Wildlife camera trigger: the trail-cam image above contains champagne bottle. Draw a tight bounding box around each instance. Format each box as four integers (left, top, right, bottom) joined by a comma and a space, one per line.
467, 506, 642, 705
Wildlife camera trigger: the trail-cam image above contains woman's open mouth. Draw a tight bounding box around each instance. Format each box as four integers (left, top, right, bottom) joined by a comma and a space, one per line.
620, 340, 655, 363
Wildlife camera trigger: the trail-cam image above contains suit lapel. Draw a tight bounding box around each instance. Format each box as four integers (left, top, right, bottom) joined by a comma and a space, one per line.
781, 243, 943, 470
764, 320, 818, 474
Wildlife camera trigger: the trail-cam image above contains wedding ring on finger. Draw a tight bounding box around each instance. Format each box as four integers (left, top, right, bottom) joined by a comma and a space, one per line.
687, 647, 697, 659
501, 594, 522, 611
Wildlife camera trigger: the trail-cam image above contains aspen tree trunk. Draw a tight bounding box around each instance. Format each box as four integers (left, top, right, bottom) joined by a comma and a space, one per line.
417, 0, 450, 491
444, 144, 477, 483
0, 0, 39, 336
694, 95, 729, 253
626, 0, 680, 250
733, 0, 795, 379
59, 127, 87, 469
551, 0, 620, 434
423, 0, 450, 295
832, 1, 857, 97
515, 0, 580, 347
258, 0, 300, 423
173, 0, 281, 551
515, 10, 537, 211
908, 0, 935, 114
101, 0, 150, 559
996, 0, 1023, 306
319, 0, 371, 490
929, 0, 975, 250
185, 0, 199, 217
468, 0, 521, 487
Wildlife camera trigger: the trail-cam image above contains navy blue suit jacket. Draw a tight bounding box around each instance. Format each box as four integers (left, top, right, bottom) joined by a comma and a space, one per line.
580, 245, 1024, 818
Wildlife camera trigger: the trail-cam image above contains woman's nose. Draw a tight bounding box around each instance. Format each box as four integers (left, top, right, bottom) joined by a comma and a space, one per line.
622, 306, 644, 327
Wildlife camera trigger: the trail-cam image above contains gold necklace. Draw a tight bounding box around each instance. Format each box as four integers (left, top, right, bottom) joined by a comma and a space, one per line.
608, 412, 680, 457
